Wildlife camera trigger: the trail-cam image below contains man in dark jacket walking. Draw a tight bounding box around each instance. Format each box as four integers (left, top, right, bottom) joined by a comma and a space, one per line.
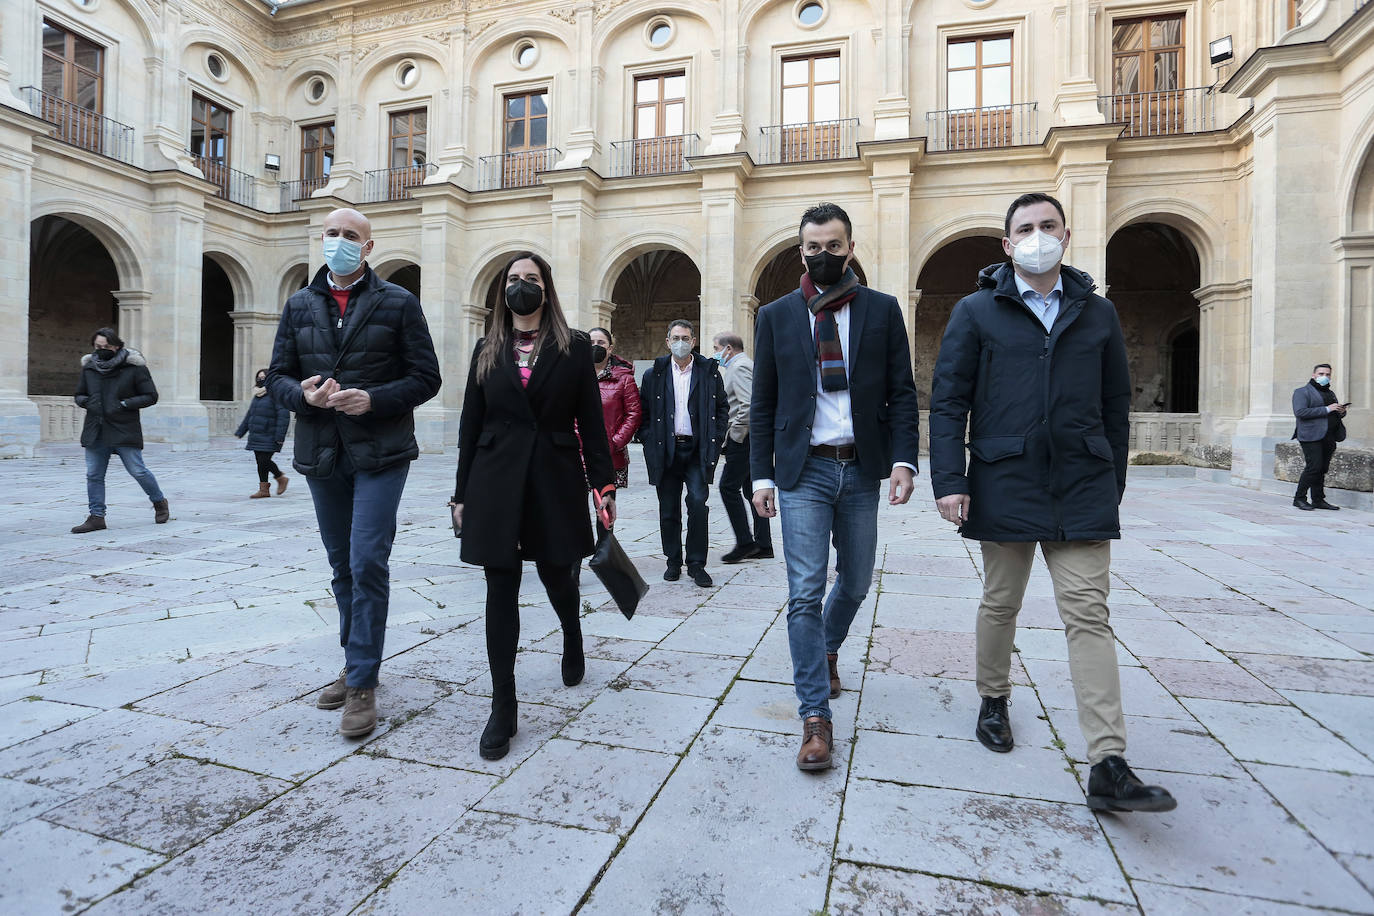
267, 207, 441, 738
639, 319, 728, 587
1291, 363, 1347, 510
71, 327, 168, 533
930, 193, 1175, 813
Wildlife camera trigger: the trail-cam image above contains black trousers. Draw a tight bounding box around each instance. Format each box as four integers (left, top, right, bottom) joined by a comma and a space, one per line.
1296, 437, 1338, 500
254, 451, 282, 483
657, 442, 709, 569
719, 436, 771, 550
483, 561, 581, 689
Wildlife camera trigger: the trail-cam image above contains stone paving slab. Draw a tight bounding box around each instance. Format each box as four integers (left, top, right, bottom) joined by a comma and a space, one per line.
1, 451, 1372, 913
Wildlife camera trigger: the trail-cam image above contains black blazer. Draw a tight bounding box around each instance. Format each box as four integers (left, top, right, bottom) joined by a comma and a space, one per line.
638, 353, 728, 486
750, 285, 921, 490
454, 331, 614, 568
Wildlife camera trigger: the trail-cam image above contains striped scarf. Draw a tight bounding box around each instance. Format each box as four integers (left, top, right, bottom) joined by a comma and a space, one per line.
802, 269, 859, 392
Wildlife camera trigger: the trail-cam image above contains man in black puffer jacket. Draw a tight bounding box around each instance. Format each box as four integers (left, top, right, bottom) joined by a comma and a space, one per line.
71, 327, 168, 533
930, 193, 1175, 814
267, 207, 441, 738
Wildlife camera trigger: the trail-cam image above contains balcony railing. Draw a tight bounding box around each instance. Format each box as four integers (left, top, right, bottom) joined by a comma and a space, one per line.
191, 153, 255, 206
925, 102, 1040, 151
758, 118, 859, 165
363, 163, 438, 203
478, 148, 561, 190
609, 134, 699, 177
1100, 87, 1216, 138
279, 176, 329, 212
20, 86, 135, 164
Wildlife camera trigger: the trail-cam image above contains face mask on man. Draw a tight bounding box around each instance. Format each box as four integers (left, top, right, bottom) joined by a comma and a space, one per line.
669, 340, 693, 359
804, 250, 848, 287
1315, 375, 1331, 387
1011, 230, 1064, 275
505, 279, 544, 316
323, 236, 365, 276
591, 345, 608, 363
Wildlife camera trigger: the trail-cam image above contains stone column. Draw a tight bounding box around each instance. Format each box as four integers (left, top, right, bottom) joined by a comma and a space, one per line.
693, 155, 752, 347
706, 0, 747, 154
865, 142, 918, 312
0, 107, 45, 455
228, 310, 281, 402
559, 5, 600, 169
1192, 280, 1252, 446
737, 295, 758, 352
1334, 236, 1373, 447
412, 182, 470, 452
1047, 127, 1118, 287
434, 26, 469, 185
590, 299, 616, 330
114, 290, 152, 361
543, 168, 603, 329
872, 1, 912, 140
1053, 0, 1107, 126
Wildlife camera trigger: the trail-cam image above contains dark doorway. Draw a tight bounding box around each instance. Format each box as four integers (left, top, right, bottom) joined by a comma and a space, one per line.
914, 236, 1005, 398
387, 264, 421, 298
611, 250, 702, 361
1168, 324, 1199, 412
28, 216, 120, 395
200, 256, 235, 400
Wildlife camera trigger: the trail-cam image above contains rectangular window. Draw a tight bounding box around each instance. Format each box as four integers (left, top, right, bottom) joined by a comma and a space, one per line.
1112, 14, 1184, 94
388, 109, 427, 168
780, 52, 840, 125
943, 34, 1014, 148
502, 90, 549, 187
301, 122, 334, 184
630, 72, 687, 176
40, 20, 104, 153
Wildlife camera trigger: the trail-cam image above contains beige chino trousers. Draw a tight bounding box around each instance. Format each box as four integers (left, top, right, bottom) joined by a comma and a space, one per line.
976, 539, 1126, 764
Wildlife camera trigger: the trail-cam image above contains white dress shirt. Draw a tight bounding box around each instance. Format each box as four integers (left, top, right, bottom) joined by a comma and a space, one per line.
672, 358, 694, 436
1013, 272, 1063, 332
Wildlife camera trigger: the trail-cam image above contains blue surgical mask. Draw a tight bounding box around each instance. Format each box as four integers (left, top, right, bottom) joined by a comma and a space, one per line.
323, 236, 365, 276
712, 350, 724, 363
1315, 375, 1331, 386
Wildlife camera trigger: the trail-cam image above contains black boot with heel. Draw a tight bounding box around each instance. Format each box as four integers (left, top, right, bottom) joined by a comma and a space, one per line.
480, 682, 518, 760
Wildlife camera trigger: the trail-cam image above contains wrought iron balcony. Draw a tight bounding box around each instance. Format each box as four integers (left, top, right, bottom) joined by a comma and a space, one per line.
1100, 87, 1216, 138
278, 176, 329, 212
363, 163, 438, 203
190, 153, 255, 207
609, 134, 699, 177
757, 118, 858, 165
20, 86, 135, 164
924, 102, 1040, 151
478, 148, 561, 190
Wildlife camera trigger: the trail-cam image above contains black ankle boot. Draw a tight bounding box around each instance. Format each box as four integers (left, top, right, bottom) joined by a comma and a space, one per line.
479, 684, 518, 760
562, 625, 585, 687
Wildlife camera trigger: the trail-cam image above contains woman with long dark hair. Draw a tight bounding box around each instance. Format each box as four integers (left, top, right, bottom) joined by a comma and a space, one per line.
234, 368, 291, 498
452, 252, 617, 759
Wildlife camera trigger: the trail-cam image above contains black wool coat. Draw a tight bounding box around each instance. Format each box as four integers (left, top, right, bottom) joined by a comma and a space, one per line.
929, 262, 1131, 542
638, 354, 728, 486
234, 391, 291, 453
266, 265, 441, 478
74, 349, 159, 449
454, 331, 615, 568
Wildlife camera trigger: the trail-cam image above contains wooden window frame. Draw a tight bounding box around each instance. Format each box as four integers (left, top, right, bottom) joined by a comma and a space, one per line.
387, 107, 428, 169
190, 92, 233, 167
1111, 13, 1186, 95
780, 51, 841, 125
946, 34, 1013, 110
42, 19, 104, 113
633, 71, 687, 140
502, 90, 549, 153
300, 121, 333, 190
1287, 0, 1302, 30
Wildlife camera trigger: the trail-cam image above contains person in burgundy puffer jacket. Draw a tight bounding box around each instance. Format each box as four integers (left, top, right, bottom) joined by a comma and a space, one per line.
589, 327, 642, 491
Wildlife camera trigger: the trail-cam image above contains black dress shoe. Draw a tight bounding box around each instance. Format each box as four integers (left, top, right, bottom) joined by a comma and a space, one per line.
976, 696, 1014, 753
1086, 755, 1177, 812
721, 544, 761, 564
755, 547, 774, 559
1294, 497, 1315, 511
1311, 499, 1341, 510
479, 688, 518, 761
688, 566, 713, 588
664, 566, 681, 581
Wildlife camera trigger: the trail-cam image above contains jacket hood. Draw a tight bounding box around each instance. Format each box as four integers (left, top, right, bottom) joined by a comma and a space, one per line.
80, 347, 146, 368
606, 361, 635, 380
976, 261, 1097, 300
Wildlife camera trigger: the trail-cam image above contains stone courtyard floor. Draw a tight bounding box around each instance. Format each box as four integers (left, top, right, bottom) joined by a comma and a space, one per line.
1, 444, 1372, 914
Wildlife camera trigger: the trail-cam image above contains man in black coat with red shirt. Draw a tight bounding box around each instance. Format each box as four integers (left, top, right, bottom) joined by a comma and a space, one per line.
267, 207, 441, 738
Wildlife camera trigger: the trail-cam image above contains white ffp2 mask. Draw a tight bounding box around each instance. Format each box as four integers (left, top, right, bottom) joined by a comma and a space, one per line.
1012, 230, 1065, 275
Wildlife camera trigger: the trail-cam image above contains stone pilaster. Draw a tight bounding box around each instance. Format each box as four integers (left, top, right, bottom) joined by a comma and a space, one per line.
706, 0, 747, 155
1046, 126, 1118, 288
412, 182, 471, 452
229, 309, 281, 402
559, 4, 601, 169
542, 168, 603, 329
736, 295, 758, 352
1334, 235, 1374, 447
590, 299, 616, 330
0, 106, 45, 455
1193, 280, 1252, 445
1052, 0, 1106, 126
693, 154, 752, 347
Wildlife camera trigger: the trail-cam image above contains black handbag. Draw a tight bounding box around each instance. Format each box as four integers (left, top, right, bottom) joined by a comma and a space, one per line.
589, 527, 648, 620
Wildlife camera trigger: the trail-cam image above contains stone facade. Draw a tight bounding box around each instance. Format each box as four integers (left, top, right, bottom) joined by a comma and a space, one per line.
0, 0, 1370, 491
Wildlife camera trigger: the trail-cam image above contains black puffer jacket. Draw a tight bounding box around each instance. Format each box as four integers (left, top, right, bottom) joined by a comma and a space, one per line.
234, 390, 291, 453
929, 262, 1131, 541
74, 348, 158, 449
266, 265, 441, 477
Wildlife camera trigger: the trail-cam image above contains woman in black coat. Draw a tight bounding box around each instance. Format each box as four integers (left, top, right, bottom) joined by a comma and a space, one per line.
453, 251, 617, 760
234, 368, 291, 498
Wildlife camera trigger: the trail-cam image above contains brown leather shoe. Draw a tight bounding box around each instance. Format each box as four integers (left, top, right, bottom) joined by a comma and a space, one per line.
340, 687, 376, 738
796, 716, 833, 771
153, 499, 170, 524
275, 473, 289, 495
827, 653, 841, 699
315, 670, 347, 709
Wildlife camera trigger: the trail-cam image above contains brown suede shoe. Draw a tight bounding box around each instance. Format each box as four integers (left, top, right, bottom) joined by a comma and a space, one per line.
250, 482, 271, 499
275, 473, 289, 495
340, 687, 376, 738
315, 670, 347, 709
796, 716, 833, 771
71, 515, 106, 534
153, 499, 170, 524
827, 653, 841, 699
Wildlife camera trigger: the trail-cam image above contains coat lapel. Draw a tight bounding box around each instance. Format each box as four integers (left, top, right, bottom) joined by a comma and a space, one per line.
523, 336, 560, 402
793, 297, 817, 383
846, 289, 867, 371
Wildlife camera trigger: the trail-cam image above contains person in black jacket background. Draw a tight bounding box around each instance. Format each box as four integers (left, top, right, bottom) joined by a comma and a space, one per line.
929, 192, 1174, 813
638, 320, 728, 588
71, 327, 168, 533
267, 207, 441, 739
453, 251, 616, 760
234, 368, 291, 498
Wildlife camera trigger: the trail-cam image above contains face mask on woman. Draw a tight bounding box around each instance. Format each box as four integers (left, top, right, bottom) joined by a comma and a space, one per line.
591, 344, 608, 363
505, 279, 544, 316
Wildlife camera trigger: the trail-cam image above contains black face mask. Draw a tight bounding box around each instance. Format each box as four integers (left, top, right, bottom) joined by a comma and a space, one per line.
505, 279, 544, 316
256, 377, 268, 387
591, 345, 608, 363
94, 348, 116, 362
804, 250, 848, 287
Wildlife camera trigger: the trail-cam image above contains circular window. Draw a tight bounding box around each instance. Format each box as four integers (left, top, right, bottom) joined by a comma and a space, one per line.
514, 40, 538, 69
69, 0, 98, 9
307, 77, 326, 102
797, 2, 825, 27
650, 23, 672, 46
394, 60, 420, 89
206, 52, 227, 81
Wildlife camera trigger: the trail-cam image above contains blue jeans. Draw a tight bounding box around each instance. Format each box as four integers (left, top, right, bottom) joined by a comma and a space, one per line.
306, 450, 410, 689
657, 444, 710, 569
85, 446, 165, 517
778, 455, 880, 721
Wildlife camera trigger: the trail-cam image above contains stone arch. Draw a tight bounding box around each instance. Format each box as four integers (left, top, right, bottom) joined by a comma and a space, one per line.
910, 212, 1006, 281
28, 201, 145, 290
607, 248, 703, 361
1106, 199, 1221, 288
180, 30, 266, 104
356, 43, 450, 91
376, 260, 421, 297
279, 264, 310, 305
27, 215, 123, 396
463, 18, 578, 79
1346, 139, 1374, 234
740, 0, 883, 39
595, 232, 704, 303
745, 228, 802, 296
203, 248, 254, 307
590, 1, 719, 60
107, 0, 162, 60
